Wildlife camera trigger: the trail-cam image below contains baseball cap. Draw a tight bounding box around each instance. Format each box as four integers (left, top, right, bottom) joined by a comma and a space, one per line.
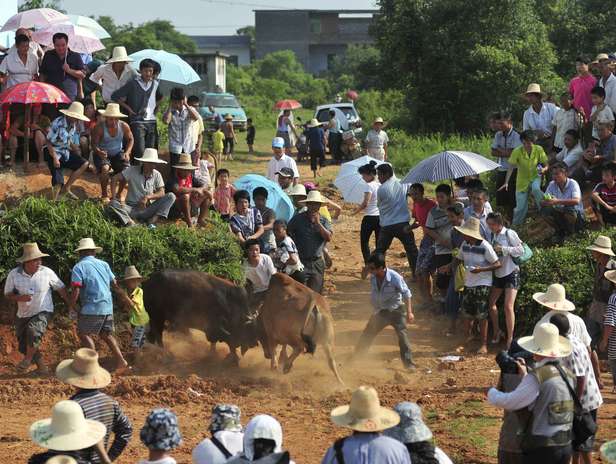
276, 167, 294, 178
272, 137, 285, 148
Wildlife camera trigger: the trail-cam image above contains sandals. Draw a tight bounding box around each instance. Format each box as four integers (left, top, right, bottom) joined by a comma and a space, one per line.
490, 331, 505, 345
16, 358, 31, 372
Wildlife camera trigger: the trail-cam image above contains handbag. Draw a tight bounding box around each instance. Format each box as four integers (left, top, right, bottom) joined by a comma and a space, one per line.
505, 229, 533, 265
454, 262, 466, 292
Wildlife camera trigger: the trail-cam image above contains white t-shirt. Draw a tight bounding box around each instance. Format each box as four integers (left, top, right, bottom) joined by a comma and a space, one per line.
537, 310, 592, 347
365, 129, 389, 149
138, 457, 176, 464
552, 108, 578, 149
266, 154, 299, 182
362, 180, 380, 216
192, 430, 244, 464
591, 104, 615, 139
459, 239, 499, 287
244, 254, 276, 293
489, 227, 523, 278
4, 265, 65, 318
556, 143, 584, 168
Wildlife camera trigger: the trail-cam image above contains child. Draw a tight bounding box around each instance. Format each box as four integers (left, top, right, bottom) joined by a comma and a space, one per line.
552, 92, 579, 153
213, 168, 236, 220
212, 124, 225, 166
409, 183, 437, 305
590, 86, 615, 139
592, 162, 616, 225
253, 187, 276, 254
246, 117, 255, 154
273, 219, 305, 284
193, 151, 214, 190
138, 408, 182, 464
230, 189, 263, 245
122, 265, 149, 350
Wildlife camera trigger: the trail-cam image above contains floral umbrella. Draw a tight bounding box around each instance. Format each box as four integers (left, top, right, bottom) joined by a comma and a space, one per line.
1, 8, 67, 32
33, 23, 105, 54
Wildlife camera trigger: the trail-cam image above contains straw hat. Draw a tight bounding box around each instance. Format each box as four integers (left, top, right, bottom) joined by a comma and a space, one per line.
74, 238, 102, 253
307, 118, 320, 128
106, 46, 133, 64
135, 148, 167, 164
123, 265, 143, 281
596, 53, 610, 62
518, 322, 572, 358
587, 235, 615, 256
172, 153, 197, 171
46, 456, 78, 464
98, 103, 127, 119
56, 348, 111, 389
16, 242, 49, 263
298, 190, 328, 205
224, 114, 233, 120
605, 269, 616, 285
373, 117, 384, 124
524, 83, 543, 95
288, 184, 307, 198
60, 102, 90, 122
454, 217, 484, 242
532, 283, 575, 312
30, 400, 107, 451
330, 386, 400, 432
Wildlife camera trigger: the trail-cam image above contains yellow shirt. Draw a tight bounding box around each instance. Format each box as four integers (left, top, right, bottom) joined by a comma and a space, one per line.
128, 287, 149, 327
213, 130, 225, 152
509, 144, 548, 192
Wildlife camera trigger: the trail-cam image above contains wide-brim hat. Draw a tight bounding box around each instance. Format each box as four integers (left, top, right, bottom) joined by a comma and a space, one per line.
331, 386, 400, 432
605, 270, 616, 285
123, 265, 143, 281
384, 402, 433, 443
298, 190, 328, 205
288, 184, 307, 198
30, 400, 107, 451
454, 217, 483, 242
587, 235, 615, 256
224, 114, 233, 120
524, 83, 543, 95
172, 153, 197, 171
17, 242, 49, 263
596, 53, 610, 62
373, 117, 384, 124
98, 103, 127, 118
74, 238, 102, 253
532, 283, 575, 312
56, 348, 111, 389
307, 118, 320, 128
135, 148, 167, 164
60, 102, 90, 122
106, 46, 133, 64
518, 322, 572, 358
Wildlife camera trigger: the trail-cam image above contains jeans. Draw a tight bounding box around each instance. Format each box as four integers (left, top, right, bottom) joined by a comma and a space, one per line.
523, 444, 572, 464
108, 193, 176, 225
355, 308, 413, 367
376, 222, 418, 276
360, 215, 380, 263
303, 257, 325, 294
130, 121, 157, 160
512, 177, 543, 226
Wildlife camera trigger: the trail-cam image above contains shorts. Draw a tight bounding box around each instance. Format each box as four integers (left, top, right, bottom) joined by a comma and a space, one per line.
77, 314, 114, 336
460, 286, 491, 320
493, 271, 521, 290
15, 312, 52, 355
93, 153, 130, 174
416, 237, 435, 274
573, 408, 597, 452
131, 324, 148, 348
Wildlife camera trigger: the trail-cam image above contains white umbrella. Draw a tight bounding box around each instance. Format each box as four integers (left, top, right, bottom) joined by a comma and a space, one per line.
1, 8, 67, 32
33, 23, 105, 54
129, 49, 200, 85
401, 150, 500, 184
334, 155, 385, 204
66, 15, 110, 39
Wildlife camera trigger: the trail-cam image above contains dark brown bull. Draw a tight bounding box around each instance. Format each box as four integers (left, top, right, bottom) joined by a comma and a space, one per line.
143, 270, 257, 361
260, 273, 344, 384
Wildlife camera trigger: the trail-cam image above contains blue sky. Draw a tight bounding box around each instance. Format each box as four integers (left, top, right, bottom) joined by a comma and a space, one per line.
43, 0, 378, 35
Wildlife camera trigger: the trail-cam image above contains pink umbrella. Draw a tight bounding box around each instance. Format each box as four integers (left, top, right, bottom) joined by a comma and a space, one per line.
346, 90, 359, 101
33, 23, 105, 54
1, 8, 67, 32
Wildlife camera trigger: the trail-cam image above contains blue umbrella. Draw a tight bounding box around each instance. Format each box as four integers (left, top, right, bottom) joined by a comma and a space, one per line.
233, 174, 295, 222
401, 151, 500, 184
128, 49, 200, 85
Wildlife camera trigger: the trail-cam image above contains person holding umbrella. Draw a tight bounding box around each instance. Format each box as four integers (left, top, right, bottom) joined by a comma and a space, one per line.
276, 109, 298, 155
39, 32, 85, 102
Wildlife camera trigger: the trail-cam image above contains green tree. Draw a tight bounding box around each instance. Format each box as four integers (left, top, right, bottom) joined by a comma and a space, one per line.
236, 26, 255, 61
18, 0, 65, 12
327, 45, 383, 92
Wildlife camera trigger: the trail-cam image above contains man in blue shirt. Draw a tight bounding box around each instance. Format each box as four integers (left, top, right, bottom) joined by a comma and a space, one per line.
353, 253, 415, 370
305, 118, 326, 177
374, 163, 418, 278
70, 238, 129, 370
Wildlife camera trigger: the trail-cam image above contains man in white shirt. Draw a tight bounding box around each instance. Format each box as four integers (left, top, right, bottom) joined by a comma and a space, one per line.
266, 137, 299, 185
7, 28, 44, 62
243, 239, 277, 311
364, 117, 389, 161
597, 53, 616, 114
89, 46, 137, 104
0, 34, 39, 89
192, 404, 244, 464
556, 130, 584, 176
523, 83, 558, 154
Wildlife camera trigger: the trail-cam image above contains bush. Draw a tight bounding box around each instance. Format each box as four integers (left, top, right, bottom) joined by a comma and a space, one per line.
354, 90, 410, 130
0, 197, 244, 284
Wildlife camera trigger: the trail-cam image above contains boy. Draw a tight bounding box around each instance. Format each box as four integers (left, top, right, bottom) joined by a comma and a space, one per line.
592, 162, 616, 225
408, 183, 436, 306
552, 92, 579, 153
121, 265, 149, 350
590, 86, 615, 139
253, 187, 276, 254
212, 124, 225, 166
162, 87, 200, 167
187, 95, 204, 165
246, 118, 255, 154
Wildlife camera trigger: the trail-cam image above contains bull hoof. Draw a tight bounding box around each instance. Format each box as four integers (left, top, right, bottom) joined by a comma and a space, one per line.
282, 364, 292, 374
223, 353, 240, 367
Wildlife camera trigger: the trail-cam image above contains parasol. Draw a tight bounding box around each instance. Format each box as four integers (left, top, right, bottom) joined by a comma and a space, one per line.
401, 151, 501, 184
273, 99, 302, 111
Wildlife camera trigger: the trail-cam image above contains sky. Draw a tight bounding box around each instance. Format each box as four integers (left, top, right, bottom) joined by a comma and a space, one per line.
35, 0, 378, 36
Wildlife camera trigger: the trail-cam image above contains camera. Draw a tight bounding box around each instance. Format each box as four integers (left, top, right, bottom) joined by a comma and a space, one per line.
495, 340, 534, 374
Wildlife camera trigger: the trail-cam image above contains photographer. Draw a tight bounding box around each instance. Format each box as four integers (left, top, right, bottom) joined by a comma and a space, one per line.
487, 323, 574, 464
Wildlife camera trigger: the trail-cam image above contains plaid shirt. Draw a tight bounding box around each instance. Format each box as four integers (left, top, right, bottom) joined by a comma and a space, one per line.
168, 107, 193, 153
47, 116, 77, 161
71, 389, 132, 463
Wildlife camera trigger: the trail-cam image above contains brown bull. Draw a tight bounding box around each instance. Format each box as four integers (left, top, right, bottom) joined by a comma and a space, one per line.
260, 273, 344, 384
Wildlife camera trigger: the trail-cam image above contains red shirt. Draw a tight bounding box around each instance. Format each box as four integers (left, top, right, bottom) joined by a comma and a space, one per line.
412, 198, 437, 227
569, 74, 597, 120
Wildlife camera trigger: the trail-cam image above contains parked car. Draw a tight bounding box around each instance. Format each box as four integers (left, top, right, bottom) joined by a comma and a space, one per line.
199, 92, 248, 131
314, 103, 361, 128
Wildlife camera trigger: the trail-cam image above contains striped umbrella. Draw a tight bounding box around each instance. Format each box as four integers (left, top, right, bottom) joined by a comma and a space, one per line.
401, 151, 500, 184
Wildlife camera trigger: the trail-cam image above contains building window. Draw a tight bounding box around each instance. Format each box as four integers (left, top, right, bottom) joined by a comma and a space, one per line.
327, 54, 337, 70
310, 18, 321, 34
228, 55, 239, 66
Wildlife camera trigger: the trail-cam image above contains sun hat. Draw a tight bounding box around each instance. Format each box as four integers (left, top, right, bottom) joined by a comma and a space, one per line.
330, 386, 400, 432
383, 402, 433, 444
524, 83, 543, 95
60, 102, 90, 122
30, 400, 107, 451
454, 217, 484, 242
74, 238, 102, 253
518, 322, 572, 358
605, 269, 616, 285
298, 190, 328, 205
172, 153, 197, 171
106, 46, 133, 64
224, 114, 233, 120
209, 404, 242, 434
272, 137, 285, 149
98, 103, 127, 119
140, 408, 182, 451
373, 117, 384, 124
122, 265, 143, 281
307, 118, 320, 128
288, 183, 307, 198
276, 167, 294, 178
587, 235, 615, 256
135, 148, 168, 164
596, 53, 610, 62
55, 348, 111, 389
16, 242, 49, 263
46, 456, 78, 464
532, 283, 575, 312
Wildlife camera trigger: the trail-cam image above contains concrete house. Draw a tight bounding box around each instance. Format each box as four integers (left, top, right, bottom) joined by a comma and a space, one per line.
189, 35, 251, 66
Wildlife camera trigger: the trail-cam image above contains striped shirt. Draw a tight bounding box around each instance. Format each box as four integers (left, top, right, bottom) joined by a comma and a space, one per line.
593, 182, 616, 207
71, 389, 132, 463
605, 293, 616, 360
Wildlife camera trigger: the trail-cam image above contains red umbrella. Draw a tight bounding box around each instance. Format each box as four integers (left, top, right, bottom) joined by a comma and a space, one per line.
273, 99, 302, 111
346, 90, 359, 101
0, 82, 71, 168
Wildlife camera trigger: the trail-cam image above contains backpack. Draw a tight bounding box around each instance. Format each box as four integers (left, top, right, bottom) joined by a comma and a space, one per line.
492, 229, 533, 266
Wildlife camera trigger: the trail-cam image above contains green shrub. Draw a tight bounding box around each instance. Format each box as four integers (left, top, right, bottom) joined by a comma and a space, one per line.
0, 197, 244, 284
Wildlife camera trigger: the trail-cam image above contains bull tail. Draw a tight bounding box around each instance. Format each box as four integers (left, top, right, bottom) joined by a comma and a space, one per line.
300, 305, 320, 355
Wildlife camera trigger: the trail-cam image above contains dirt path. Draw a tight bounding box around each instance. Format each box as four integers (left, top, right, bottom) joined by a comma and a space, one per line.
0, 161, 615, 463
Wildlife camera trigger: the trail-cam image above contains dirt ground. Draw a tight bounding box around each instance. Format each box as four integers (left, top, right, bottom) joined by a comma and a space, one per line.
1, 160, 616, 464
